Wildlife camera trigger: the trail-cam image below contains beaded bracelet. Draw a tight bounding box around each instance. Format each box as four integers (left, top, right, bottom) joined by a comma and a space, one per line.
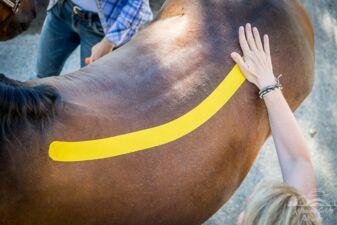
259, 75, 283, 99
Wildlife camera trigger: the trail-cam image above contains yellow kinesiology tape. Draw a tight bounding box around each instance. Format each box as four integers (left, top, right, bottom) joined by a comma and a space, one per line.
49, 64, 246, 162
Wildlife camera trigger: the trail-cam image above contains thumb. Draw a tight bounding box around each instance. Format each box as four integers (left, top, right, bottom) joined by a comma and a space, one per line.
231, 52, 248, 73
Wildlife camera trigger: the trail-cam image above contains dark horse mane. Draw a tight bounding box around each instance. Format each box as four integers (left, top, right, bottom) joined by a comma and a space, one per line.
0, 74, 60, 144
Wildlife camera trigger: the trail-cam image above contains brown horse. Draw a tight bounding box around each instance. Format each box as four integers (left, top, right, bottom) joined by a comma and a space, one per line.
0, 0, 36, 41
0, 0, 314, 224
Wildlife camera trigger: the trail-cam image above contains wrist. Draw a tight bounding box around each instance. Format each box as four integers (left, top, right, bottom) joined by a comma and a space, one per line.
262, 88, 283, 102
256, 75, 278, 90
258, 74, 283, 98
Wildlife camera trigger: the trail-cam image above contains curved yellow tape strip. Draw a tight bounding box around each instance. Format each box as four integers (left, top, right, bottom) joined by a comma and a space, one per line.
49, 65, 245, 162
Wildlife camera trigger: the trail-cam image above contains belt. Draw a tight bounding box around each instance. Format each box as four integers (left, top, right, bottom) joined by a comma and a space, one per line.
67, 0, 99, 20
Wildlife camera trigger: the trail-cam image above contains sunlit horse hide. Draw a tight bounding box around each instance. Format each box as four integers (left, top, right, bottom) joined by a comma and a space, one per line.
0, 0, 314, 224
0, 0, 36, 41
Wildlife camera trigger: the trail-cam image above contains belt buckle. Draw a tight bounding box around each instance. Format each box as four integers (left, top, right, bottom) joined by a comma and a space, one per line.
73, 6, 82, 15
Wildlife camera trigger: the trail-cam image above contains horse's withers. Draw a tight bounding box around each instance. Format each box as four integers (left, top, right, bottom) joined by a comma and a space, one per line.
0, 0, 314, 224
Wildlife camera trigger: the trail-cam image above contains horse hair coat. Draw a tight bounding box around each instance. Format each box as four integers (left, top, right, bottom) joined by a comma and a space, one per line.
0, 0, 314, 224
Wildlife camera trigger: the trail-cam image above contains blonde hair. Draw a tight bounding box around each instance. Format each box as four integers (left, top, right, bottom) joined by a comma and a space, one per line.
242, 181, 322, 225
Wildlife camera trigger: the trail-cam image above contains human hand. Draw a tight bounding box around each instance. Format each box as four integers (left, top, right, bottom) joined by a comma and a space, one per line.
231, 23, 277, 90
90, 37, 116, 62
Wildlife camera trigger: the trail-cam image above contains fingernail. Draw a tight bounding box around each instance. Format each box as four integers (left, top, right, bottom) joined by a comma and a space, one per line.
85, 57, 91, 65
247, 23, 251, 28
239, 26, 244, 31
253, 27, 257, 31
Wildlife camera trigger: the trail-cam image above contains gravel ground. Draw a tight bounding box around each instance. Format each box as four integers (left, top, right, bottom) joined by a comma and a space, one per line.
0, 0, 336, 224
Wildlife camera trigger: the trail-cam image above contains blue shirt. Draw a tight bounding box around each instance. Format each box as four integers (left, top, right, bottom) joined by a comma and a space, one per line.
48, 0, 153, 47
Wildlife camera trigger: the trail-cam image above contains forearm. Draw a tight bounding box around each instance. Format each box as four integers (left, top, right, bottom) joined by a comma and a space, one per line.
264, 90, 311, 161
264, 89, 316, 198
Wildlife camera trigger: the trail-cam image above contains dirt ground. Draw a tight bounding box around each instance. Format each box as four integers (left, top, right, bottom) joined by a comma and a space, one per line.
0, 0, 336, 224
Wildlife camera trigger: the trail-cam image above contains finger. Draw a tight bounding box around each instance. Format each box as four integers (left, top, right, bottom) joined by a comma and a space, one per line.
263, 34, 270, 56
263, 34, 272, 66
245, 23, 257, 51
239, 26, 250, 54
90, 47, 97, 62
231, 52, 249, 73
253, 27, 263, 51
91, 54, 98, 62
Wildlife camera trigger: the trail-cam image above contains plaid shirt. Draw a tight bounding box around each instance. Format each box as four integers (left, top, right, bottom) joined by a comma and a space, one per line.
48, 0, 153, 47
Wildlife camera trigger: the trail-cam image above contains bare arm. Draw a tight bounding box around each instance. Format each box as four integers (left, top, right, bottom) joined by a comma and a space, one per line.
231, 23, 316, 200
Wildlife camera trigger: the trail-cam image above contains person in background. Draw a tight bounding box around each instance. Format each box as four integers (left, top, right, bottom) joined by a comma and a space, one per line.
231, 24, 321, 225
35, 0, 153, 78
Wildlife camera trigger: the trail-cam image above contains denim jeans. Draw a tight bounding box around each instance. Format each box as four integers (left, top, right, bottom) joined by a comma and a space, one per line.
35, 0, 105, 78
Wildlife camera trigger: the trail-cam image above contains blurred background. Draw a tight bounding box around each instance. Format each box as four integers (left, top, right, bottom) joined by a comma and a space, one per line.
0, 0, 336, 224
